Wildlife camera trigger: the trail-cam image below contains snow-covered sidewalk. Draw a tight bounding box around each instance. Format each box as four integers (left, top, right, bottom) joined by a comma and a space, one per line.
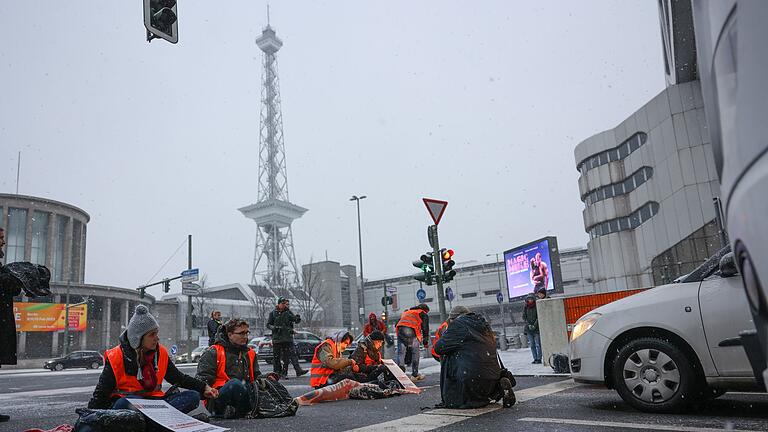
416, 347, 569, 377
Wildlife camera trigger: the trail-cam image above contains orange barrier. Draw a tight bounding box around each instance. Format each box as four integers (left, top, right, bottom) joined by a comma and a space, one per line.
563, 289, 647, 339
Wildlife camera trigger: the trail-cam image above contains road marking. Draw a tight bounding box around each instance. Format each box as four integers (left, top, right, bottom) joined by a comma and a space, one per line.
0, 386, 94, 400
344, 379, 577, 432
519, 417, 760, 432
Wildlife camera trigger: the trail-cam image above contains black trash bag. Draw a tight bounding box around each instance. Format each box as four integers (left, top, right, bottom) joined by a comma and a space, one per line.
549, 353, 570, 374
245, 377, 298, 418
73, 408, 146, 432
1, 262, 51, 298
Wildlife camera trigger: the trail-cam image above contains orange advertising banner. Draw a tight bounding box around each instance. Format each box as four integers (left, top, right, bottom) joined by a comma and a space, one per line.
13, 302, 88, 332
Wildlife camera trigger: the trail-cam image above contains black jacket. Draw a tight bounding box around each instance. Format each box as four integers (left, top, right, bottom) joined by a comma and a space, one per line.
88, 331, 207, 409
196, 328, 260, 386
433, 313, 502, 408
207, 318, 222, 346
0, 269, 21, 365
350, 337, 383, 374
522, 295, 539, 334
267, 308, 301, 343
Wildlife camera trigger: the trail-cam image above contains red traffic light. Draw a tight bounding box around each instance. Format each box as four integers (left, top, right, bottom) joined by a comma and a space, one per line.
442, 249, 454, 260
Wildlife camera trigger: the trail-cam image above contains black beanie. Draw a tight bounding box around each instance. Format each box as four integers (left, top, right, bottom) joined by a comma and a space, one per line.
369, 331, 386, 341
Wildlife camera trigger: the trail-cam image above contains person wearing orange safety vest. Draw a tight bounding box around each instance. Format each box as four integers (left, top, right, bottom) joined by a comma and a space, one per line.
431, 321, 449, 361
88, 305, 216, 425
395, 303, 430, 380
310, 331, 363, 388
196, 318, 267, 418
350, 330, 392, 383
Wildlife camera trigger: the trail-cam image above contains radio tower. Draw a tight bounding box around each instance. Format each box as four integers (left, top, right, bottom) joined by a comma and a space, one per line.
239, 14, 307, 295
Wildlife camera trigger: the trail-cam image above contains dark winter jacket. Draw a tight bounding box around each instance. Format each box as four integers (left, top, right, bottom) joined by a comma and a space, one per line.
267, 308, 301, 343
522, 294, 539, 334
0, 269, 21, 365
433, 312, 502, 409
88, 331, 207, 409
196, 327, 260, 386
207, 318, 222, 346
350, 336, 383, 374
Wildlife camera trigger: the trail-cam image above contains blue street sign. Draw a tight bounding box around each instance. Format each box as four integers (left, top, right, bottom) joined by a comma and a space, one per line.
170, 345, 178, 355
496, 292, 504, 304
181, 268, 199, 282
445, 287, 455, 302
416, 288, 426, 302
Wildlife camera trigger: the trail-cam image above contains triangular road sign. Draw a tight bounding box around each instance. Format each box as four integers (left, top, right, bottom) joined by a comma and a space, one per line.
423, 198, 448, 225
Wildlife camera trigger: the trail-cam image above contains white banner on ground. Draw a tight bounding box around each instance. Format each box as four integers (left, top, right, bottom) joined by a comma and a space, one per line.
382, 358, 422, 393
129, 399, 229, 432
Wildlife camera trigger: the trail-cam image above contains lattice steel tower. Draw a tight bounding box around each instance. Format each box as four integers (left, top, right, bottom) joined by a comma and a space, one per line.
239, 20, 307, 294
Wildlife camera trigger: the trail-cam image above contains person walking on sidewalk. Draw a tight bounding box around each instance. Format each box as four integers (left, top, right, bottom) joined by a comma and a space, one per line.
0, 227, 53, 423
89, 305, 217, 430
206, 310, 222, 346
433, 307, 515, 409
523, 293, 542, 364
395, 303, 430, 381
267, 297, 307, 379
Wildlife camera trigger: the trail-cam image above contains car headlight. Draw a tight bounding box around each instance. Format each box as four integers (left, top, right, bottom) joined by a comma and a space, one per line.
571, 313, 601, 341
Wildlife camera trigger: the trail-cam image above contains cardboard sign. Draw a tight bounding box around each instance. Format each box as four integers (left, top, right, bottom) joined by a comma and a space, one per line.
129, 399, 229, 432
382, 359, 422, 394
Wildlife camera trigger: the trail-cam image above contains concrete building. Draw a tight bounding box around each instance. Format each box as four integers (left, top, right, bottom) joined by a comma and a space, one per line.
573, 1, 725, 292
364, 247, 592, 335
1, 194, 152, 360
301, 261, 360, 331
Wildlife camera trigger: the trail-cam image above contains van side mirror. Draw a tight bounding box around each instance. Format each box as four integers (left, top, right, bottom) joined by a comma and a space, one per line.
719, 252, 738, 277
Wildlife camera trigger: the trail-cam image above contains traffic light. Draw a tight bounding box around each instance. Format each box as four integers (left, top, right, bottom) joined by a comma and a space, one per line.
144, 0, 178, 44
441, 248, 456, 283
412, 252, 435, 285
138, 287, 146, 299
163, 279, 171, 293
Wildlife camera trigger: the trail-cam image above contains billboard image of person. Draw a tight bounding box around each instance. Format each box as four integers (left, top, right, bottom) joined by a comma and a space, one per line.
503, 237, 560, 300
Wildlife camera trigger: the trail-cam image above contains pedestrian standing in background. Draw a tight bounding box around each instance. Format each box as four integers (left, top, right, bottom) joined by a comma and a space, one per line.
523, 293, 542, 364
207, 310, 222, 346
0, 227, 52, 423
363, 312, 386, 337
267, 297, 307, 378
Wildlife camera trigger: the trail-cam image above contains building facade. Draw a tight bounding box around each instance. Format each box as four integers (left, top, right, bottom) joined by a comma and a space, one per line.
574, 81, 724, 292
301, 261, 360, 331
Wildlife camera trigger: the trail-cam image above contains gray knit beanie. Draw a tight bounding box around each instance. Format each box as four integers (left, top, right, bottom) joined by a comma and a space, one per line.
127, 304, 160, 349
449, 305, 471, 321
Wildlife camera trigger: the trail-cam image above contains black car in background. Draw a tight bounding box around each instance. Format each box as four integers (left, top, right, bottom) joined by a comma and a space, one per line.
44, 350, 103, 371
258, 331, 323, 364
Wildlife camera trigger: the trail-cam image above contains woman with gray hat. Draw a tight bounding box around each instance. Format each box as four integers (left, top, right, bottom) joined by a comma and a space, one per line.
89, 305, 218, 422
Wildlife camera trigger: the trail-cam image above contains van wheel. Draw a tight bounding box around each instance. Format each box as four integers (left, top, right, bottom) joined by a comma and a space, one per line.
54, 363, 64, 371
612, 337, 696, 413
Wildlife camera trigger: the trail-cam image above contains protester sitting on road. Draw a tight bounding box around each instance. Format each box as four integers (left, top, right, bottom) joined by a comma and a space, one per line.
350, 330, 391, 381
88, 305, 217, 428
434, 308, 515, 409
523, 293, 542, 364
197, 318, 268, 418
310, 331, 368, 388
396, 303, 430, 381
431, 306, 469, 361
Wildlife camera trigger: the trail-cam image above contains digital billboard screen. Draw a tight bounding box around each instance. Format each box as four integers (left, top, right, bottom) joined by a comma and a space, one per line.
503, 236, 562, 300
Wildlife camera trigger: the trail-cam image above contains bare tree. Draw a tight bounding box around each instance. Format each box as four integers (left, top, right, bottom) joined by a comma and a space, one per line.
294, 259, 329, 334
192, 274, 210, 330
250, 293, 274, 336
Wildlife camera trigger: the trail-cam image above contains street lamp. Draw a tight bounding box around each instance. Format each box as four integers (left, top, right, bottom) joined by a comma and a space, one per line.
350, 195, 367, 326
487, 253, 508, 351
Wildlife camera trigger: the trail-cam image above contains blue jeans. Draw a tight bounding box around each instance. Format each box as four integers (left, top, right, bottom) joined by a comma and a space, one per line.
527, 332, 542, 362
397, 327, 421, 376
111, 390, 201, 432
213, 379, 252, 416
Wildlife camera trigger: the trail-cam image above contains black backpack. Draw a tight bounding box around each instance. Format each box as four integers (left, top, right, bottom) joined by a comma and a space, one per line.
246, 377, 299, 418
549, 353, 570, 374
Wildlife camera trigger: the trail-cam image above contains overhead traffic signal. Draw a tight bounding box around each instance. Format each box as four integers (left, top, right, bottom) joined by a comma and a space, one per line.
441, 248, 456, 283
162, 279, 171, 293
144, 0, 178, 43
413, 252, 435, 285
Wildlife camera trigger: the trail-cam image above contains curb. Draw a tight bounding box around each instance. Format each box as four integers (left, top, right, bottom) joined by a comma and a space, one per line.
513, 373, 571, 378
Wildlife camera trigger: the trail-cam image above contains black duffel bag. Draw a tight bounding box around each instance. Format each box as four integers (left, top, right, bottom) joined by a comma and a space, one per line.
73, 408, 145, 432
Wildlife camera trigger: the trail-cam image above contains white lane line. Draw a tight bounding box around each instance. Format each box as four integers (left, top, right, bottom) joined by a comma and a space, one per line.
0, 386, 94, 400
345, 379, 578, 432
519, 417, 760, 432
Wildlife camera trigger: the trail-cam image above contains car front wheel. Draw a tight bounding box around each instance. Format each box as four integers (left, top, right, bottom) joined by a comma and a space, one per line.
88, 361, 100, 369
54, 363, 64, 371
612, 337, 696, 413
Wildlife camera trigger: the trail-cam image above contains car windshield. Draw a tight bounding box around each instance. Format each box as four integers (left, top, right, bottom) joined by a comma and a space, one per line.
674, 245, 731, 283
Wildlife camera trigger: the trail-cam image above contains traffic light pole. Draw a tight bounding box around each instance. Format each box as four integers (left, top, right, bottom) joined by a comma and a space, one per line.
383, 282, 388, 328
187, 234, 193, 359
429, 225, 448, 323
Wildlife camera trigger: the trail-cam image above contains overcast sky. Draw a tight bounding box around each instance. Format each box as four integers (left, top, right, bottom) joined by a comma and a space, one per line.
0, 1, 665, 298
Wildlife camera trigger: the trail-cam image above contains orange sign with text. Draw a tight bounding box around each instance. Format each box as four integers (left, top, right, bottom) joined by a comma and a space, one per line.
13, 302, 88, 332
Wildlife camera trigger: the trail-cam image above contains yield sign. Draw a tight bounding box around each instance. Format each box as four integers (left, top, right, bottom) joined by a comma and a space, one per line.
423, 198, 448, 225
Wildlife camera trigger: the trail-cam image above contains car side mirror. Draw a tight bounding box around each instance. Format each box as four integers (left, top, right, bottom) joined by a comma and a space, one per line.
719, 252, 738, 277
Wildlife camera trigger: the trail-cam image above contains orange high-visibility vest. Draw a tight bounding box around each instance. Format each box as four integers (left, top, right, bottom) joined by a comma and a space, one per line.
105, 344, 169, 398
363, 346, 382, 366
211, 345, 257, 389
431, 321, 449, 359
396, 309, 424, 342
310, 339, 337, 388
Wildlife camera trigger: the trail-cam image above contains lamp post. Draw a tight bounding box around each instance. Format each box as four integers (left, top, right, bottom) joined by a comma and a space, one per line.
350, 195, 367, 326
487, 253, 508, 351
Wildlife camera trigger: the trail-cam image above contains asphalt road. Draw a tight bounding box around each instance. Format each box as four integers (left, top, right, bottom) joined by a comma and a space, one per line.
2, 364, 768, 432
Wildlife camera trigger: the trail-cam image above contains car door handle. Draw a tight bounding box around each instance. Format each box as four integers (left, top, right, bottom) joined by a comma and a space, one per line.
718, 337, 743, 347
